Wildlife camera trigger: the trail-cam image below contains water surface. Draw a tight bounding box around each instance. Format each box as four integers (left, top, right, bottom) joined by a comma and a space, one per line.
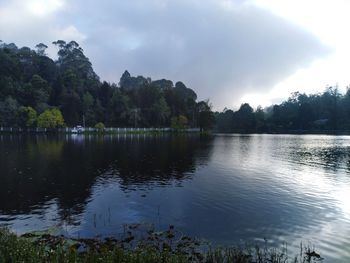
1, 134, 350, 262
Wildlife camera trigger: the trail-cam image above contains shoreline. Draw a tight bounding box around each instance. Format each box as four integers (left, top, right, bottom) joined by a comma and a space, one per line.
0, 227, 322, 263
2, 126, 350, 136
0, 127, 202, 135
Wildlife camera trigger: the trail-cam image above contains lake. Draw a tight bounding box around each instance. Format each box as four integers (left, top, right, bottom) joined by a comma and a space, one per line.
1, 134, 350, 262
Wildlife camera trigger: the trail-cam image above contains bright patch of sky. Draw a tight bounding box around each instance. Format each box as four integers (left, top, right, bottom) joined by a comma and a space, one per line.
242, 0, 350, 107
26, 0, 64, 16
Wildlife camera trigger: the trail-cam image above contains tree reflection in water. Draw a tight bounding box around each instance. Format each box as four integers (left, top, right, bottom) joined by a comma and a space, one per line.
0, 134, 213, 220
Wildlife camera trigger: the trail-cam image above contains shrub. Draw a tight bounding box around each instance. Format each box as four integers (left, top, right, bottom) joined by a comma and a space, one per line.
95, 122, 105, 130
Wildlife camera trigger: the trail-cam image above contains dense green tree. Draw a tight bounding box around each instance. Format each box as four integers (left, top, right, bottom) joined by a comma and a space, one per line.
119, 70, 149, 91
94, 122, 105, 131
60, 91, 82, 126
174, 81, 197, 101
37, 108, 65, 128
82, 92, 95, 126
197, 100, 215, 131
94, 99, 105, 124
215, 108, 233, 132
255, 106, 265, 132
151, 97, 170, 126
98, 81, 113, 108
0, 97, 19, 127
29, 75, 51, 109
0, 45, 20, 80
151, 79, 173, 89
16, 106, 37, 128
108, 90, 130, 126
171, 115, 188, 129
233, 103, 255, 132
15, 75, 51, 112
35, 43, 48, 56
0, 77, 17, 99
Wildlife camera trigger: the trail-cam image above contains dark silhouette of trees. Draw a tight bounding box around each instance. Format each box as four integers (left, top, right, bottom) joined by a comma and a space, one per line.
16, 106, 37, 128
0, 41, 214, 129
197, 100, 215, 131
215, 86, 350, 133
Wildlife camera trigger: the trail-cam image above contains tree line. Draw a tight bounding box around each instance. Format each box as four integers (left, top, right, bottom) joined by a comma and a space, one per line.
0, 40, 214, 130
215, 87, 350, 133
3, 40, 349, 134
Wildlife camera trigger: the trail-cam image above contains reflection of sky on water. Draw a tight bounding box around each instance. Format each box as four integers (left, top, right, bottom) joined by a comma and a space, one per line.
210, 135, 350, 261
1, 134, 350, 262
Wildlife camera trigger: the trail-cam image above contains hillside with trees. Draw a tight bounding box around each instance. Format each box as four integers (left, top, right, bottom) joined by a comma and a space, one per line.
215, 87, 350, 133
0, 40, 214, 130
3, 40, 350, 134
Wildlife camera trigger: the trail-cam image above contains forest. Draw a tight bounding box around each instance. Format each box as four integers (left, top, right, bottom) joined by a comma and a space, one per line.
0, 40, 214, 130
215, 87, 350, 133
1, 40, 350, 133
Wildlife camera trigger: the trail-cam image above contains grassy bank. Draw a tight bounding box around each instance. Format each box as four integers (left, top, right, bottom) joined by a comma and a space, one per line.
0, 228, 322, 263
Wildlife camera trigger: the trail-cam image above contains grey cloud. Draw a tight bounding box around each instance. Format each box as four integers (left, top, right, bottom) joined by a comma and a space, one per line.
0, 0, 329, 108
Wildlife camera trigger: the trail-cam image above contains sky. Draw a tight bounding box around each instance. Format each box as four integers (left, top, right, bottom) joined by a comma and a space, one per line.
0, 0, 348, 110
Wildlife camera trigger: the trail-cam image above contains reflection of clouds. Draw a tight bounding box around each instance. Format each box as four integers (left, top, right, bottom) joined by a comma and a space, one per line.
289, 213, 350, 262
209, 134, 350, 261
271, 135, 350, 261
286, 135, 350, 170
337, 187, 350, 218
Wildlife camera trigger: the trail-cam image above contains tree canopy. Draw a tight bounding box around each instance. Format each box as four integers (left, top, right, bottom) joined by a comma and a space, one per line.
215, 87, 350, 133
37, 108, 65, 128
0, 41, 214, 129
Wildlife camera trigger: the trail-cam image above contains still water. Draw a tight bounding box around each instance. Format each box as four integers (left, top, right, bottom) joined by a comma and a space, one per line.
1, 134, 350, 261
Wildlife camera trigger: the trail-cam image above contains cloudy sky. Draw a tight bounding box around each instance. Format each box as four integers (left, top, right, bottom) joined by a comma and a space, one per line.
0, 0, 348, 109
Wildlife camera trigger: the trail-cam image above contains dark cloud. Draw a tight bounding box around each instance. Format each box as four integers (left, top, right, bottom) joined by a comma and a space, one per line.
0, 0, 329, 108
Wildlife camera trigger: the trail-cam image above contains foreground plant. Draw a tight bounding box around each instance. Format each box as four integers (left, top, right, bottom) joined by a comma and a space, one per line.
0, 228, 322, 263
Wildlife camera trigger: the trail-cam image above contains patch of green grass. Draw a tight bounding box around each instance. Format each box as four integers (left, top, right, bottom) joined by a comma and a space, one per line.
0, 229, 322, 263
